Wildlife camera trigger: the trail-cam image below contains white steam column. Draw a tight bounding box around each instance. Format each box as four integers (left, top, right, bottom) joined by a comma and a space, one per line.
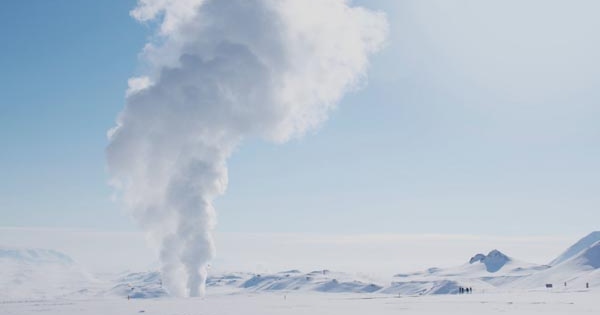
106, 0, 388, 297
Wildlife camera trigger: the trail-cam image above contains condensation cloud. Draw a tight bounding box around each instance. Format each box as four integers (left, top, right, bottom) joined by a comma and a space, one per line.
107, 0, 387, 297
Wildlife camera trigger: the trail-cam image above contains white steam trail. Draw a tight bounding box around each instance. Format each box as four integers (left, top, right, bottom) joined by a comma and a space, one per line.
107, 0, 387, 297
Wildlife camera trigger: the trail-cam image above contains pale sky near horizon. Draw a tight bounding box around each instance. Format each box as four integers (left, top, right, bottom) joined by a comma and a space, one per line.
1, 0, 599, 236
0, 227, 582, 275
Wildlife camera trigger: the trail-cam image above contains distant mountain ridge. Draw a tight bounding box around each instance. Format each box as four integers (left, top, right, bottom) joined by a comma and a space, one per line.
0, 248, 74, 265
2, 231, 600, 300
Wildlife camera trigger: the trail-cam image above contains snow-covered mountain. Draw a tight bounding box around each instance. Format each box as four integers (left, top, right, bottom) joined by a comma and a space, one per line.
0, 248, 100, 300
237, 270, 382, 293
0, 248, 74, 265
104, 269, 383, 298
469, 249, 511, 272
107, 271, 167, 298
386, 232, 600, 294
386, 249, 548, 295
549, 231, 600, 266
515, 240, 600, 290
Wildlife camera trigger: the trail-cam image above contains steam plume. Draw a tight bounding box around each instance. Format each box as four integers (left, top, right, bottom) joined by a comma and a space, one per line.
107, 0, 387, 297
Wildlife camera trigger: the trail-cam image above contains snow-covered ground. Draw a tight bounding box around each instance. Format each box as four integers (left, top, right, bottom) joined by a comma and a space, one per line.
2, 291, 600, 315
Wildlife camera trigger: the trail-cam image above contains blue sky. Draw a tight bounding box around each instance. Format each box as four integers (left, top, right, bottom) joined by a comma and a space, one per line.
1, 0, 599, 235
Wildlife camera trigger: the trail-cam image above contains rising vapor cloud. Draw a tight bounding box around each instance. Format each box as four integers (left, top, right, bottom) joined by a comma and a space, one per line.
107, 0, 387, 297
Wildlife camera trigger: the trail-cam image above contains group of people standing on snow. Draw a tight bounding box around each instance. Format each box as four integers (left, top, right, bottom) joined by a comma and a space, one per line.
458, 287, 472, 294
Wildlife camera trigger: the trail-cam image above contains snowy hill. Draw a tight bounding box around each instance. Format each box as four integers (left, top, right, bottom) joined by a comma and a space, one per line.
549, 231, 600, 266
387, 249, 549, 294
469, 249, 511, 272
238, 270, 382, 293
102, 269, 383, 298
515, 240, 600, 290
384, 234, 600, 293
0, 248, 99, 301
107, 271, 167, 298
382, 279, 463, 295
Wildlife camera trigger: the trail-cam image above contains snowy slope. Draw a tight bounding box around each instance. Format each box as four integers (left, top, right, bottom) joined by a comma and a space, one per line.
102, 269, 384, 297
385, 231, 600, 295
549, 231, 600, 266
382, 279, 465, 295
387, 249, 549, 294
107, 271, 167, 298
0, 248, 100, 301
238, 270, 382, 293
515, 241, 600, 290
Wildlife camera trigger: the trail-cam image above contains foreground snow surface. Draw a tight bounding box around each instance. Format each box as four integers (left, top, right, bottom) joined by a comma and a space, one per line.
2, 291, 599, 315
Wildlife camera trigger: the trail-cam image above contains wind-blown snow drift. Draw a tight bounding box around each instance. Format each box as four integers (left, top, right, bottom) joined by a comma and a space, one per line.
107, 0, 387, 297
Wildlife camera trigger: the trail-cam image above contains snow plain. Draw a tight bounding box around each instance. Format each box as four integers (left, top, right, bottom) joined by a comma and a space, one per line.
2, 291, 600, 315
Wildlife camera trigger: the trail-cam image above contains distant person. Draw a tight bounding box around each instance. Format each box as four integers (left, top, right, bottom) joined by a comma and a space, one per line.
586, 282, 589, 289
